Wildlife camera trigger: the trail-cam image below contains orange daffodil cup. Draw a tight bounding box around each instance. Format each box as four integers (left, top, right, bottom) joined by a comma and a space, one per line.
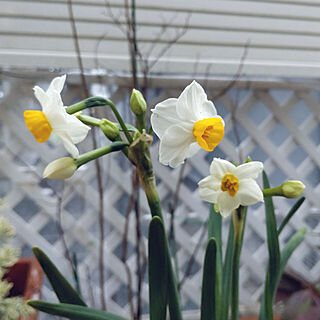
151, 81, 224, 168
24, 75, 90, 158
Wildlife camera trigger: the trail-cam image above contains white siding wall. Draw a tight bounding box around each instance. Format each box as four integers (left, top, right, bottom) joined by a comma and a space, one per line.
3, 0, 320, 77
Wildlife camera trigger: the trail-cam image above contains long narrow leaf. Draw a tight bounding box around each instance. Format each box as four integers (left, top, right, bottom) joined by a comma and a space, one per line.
32, 247, 86, 306
208, 204, 222, 318
276, 228, 306, 296
148, 217, 168, 320
277, 197, 305, 235
28, 301, 127, 320
200, 238, 217, 320
260, 228, 306, 320
262, 171, 281, 320
231, 206, 247, 320
221, 219, 234, 320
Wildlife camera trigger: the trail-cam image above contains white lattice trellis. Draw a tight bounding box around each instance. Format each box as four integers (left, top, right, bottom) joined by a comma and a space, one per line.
0, 74, 319, 319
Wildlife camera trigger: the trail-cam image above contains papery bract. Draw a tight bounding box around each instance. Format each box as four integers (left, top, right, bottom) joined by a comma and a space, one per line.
151, 81, 224, 168
198, 158, 264, 217
24, 75, 90, 158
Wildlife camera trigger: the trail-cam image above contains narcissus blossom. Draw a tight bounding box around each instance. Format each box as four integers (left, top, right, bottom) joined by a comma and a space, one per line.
198, 158, 264, 217
24, 75, 90, 158
151, 81, 224, 168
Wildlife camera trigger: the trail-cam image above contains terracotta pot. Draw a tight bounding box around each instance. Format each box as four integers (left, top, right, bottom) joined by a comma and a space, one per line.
5, 257, 44, 320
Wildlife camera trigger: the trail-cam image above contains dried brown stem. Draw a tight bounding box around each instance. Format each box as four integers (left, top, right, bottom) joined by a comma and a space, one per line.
121, 176, 136, 319
67, 0, 106, 310
213, 41, 250, 100
179, 221, 207, 290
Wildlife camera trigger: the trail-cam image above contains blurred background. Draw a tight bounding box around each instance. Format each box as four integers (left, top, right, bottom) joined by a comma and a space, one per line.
0, 0, 320, 319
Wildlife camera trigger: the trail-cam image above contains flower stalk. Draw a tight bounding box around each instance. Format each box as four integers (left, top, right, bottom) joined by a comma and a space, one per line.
67, 97, 133, 143
75, 142, 129, 167
263, 180, 305, 199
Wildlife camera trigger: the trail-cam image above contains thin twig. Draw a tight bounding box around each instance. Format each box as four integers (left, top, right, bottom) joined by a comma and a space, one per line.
179, 221, 207, 290
67, 0, 106, 310
86, 265, 96, 307
121, 174, 136, 319
55, 183, 78, 282
213, 41, 250, 100
148, 14, 191, 71
169, 162, 187, 281
133, 169, 142, 320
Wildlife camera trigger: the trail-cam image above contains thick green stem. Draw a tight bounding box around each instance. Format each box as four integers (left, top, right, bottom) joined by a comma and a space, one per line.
129, 133, 182, 320
66, 97, 133, 143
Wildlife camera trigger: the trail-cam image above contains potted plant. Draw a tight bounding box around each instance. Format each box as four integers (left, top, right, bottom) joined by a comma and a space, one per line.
0, 216, 40, 320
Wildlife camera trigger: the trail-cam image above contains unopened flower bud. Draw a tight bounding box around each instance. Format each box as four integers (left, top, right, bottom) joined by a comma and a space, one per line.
130, 89, 146, 116
99, 119, 120, 140
281, 180, 305, 198
43, 157, 77, 179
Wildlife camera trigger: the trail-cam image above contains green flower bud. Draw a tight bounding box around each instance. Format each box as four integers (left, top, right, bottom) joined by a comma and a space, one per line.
43, 157, 77, 180
130, 89, 146, 116
99, 118, 120, 140
281, 180, 305, 198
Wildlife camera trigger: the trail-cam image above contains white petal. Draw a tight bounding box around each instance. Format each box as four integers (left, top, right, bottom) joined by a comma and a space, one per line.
58, 133, 79, 158
56, 114, 90, 144
42, 89, 65, 118
217, 192, 240, 217
47, 74, 66, 93
33, 86, 49, 109
237, 178, 264, 206
209, 158, 236, 178
198, 175, 220, 191
151, 98, 181, 138
186, 142, 201, 158
235, 161, 264, 180
159, 123, 194, 167
199, 187, 220, 203
176, 81, 209, 121
200, 100, 218, 119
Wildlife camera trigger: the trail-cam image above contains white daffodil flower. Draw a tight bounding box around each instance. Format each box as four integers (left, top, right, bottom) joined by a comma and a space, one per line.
198, 158, 264, 217
24, 75, 90, 158
151, 81, 224, 168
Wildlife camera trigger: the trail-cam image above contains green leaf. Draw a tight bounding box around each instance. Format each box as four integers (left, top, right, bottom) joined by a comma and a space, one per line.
27, 301, 127, 320
208, 204, 222, 318
201, 238, 217, 320
221, 219, 234, 320
277, 197, 305, 235
262, 171, 281, 320
148, 217, 168, 320
231, 206, 247, 320
277, 228, 306, 292
32, 247, 86, 306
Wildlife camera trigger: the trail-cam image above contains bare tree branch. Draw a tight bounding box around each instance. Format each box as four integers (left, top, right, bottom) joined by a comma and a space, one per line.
67, 0, 107, 310
213, 41, 250, 100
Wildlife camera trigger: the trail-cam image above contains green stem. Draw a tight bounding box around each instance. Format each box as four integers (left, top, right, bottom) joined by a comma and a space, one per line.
128, 133, 182, 320
231, 206, 247, 320
66, 97, 133, 143
262, 186, 282, 197
136, 114, 146, 133
75, 142, 128, 167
